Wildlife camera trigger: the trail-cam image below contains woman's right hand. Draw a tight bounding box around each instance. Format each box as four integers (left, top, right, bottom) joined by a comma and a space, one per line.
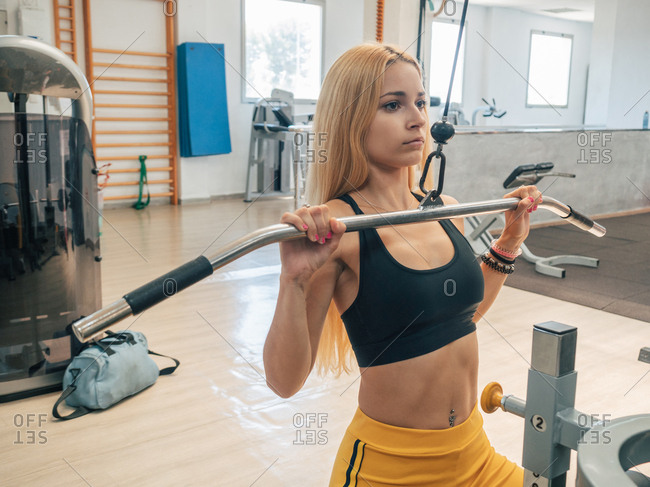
279, 204, 347, 283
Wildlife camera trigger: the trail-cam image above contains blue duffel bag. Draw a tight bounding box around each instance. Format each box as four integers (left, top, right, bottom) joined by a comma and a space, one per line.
52, 331, 179, 420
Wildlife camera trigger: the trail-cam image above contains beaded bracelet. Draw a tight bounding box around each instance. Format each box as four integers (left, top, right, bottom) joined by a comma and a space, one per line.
490, 239, 522, 259
481, 252, 515, 274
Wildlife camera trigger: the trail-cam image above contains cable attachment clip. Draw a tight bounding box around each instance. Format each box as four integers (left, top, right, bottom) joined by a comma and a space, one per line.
418, 119, 455, 207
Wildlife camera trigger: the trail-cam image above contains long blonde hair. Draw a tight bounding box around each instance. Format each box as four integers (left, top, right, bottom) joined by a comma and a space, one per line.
306, 43, 435, 376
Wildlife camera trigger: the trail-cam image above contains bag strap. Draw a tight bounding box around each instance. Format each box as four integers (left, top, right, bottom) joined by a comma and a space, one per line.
52, 385, 91, 420
105, 330, 180, 375
148, 350, 180, 375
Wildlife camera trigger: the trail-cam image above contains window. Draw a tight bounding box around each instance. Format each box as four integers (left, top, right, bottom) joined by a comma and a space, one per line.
429, 19, 466, 105
243, 0, 323, 102
526, 31, 573, 108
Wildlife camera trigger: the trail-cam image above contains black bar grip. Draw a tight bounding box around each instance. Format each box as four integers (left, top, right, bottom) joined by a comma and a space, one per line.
561, 205, 594, 233
123, 256, 213, 314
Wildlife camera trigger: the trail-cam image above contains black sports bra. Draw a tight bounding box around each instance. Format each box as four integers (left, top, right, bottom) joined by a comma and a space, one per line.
336, 193, 485, 367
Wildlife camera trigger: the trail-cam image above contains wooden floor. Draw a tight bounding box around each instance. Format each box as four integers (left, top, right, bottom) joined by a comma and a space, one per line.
1, 197, 649, 486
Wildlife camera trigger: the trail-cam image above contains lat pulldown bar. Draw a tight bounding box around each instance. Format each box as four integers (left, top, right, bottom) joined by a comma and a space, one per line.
72, 196, 606, 342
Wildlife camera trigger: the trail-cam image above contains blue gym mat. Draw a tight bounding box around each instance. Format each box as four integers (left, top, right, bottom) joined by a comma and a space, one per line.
176, 42, 232, 157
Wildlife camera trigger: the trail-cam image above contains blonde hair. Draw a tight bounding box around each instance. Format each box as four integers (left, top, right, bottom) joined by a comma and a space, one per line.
306, 44, 435, 376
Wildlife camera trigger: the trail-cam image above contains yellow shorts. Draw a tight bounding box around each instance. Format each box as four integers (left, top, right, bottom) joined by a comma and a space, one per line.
329, 402, 523, 487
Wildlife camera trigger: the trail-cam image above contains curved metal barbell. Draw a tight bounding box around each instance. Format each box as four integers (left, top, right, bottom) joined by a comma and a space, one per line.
72, 196, 606, 342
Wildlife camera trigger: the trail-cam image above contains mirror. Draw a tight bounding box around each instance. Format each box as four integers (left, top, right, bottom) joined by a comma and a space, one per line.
421, 2, 647, 131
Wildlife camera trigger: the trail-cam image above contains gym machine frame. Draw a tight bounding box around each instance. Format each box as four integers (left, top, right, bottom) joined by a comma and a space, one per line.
0, 35, 99, 400
481, 322, 650, 487
244, 89, 312, 203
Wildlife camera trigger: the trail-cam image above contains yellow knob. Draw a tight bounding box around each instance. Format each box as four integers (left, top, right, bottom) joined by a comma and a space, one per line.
481, 382, 504, 414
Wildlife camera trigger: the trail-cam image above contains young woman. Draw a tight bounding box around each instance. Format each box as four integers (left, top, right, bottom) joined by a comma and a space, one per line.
263, 43, 541, 486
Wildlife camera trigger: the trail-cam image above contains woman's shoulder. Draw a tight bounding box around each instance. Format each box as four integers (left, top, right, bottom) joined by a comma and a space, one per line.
437, 194, 464, 232
322, 197, 359, 268
439, 194, 459, 205
324, 195, 358, 218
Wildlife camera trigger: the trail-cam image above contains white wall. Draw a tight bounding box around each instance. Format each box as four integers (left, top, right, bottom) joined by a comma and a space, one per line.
482, 7, 592, 127
1, 0, 52, 43
176, 0, 364, 203
361, 1, 592, 128
419, 4, 593, 128
583, 0, 616, 126
600, 0, 650, 129
176, 0, 240, 202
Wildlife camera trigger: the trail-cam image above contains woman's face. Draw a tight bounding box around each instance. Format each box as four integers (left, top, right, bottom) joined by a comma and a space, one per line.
364, 61, 427, 170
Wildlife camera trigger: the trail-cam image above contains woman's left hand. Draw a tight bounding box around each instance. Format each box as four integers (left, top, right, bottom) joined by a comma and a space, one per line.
498, 185, 543, 250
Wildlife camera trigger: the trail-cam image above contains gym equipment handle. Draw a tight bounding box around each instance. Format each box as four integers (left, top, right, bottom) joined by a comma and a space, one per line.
72, 196, 606, 342
481, 382, 526, 418
123, 256, 214, 314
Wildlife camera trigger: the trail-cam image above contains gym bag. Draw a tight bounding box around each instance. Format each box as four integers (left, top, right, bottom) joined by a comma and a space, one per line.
52, 330, 179, 420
